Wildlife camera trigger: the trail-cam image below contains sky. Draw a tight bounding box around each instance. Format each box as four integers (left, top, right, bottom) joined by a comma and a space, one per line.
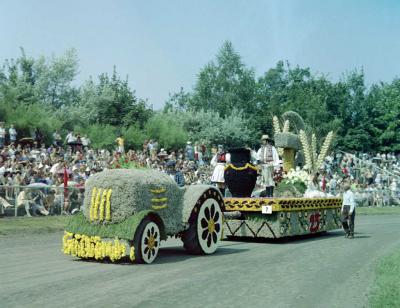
1, 0, 400, 109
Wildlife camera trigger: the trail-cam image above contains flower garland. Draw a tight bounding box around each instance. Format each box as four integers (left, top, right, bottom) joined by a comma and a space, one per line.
63, 232, 130, 262
129, 247, 135, 261
224, 163, 258, 171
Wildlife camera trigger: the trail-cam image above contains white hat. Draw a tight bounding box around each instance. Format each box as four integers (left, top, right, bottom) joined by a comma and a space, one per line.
187, 141, 191, 144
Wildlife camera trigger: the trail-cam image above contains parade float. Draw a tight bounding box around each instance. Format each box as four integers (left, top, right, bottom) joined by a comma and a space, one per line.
63, 168, 224, 264
222, 114, 342, 239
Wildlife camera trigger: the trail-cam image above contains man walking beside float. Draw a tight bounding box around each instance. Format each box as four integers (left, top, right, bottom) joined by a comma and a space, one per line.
256, 135, 279, 197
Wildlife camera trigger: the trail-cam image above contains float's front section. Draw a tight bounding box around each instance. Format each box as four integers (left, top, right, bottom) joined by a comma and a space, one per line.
223, 197, 342, 239
62, 168, 225, 264
62, 168, 185, 264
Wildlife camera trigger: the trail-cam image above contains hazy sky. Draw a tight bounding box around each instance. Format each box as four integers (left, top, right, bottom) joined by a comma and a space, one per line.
1, 0, 400, 108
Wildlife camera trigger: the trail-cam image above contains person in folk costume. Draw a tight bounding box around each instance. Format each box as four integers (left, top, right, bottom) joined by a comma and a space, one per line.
256, 135, 279, 197
211, 145, 230, 196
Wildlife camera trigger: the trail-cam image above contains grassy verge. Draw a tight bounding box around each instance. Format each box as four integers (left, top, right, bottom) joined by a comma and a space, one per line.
0, 216, 69, 236
357, 207, 400, 215
369, 249, 400, 308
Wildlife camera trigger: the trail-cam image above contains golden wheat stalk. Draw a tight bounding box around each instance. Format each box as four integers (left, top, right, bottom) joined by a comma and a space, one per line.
311, 133, 317, 170
273, 116, 281, 134
316, 131, 334, 169
282, 120, 290, 133
300, 130, 313, 172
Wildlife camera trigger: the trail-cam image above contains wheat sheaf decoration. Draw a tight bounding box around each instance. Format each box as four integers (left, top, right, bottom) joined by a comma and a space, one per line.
316, 131, 334, 170
299, 130, 334, 174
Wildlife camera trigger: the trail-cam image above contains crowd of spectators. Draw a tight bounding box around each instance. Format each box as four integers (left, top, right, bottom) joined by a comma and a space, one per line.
0, 123, 399, 217
319, 152, 400, 206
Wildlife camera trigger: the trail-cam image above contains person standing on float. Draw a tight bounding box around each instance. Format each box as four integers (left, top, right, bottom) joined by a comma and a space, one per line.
257, 135, 279, 197
211, 145, 230, 197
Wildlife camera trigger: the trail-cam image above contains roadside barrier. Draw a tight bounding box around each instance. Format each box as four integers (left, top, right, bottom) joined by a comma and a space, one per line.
0, 184, 84, 217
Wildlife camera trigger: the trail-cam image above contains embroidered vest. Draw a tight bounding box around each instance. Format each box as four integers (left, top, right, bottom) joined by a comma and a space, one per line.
261, 145, 273, 163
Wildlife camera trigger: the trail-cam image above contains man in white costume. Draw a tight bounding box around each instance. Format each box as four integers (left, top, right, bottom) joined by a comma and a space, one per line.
257, 135, 279, 197
211, 145, 230, 196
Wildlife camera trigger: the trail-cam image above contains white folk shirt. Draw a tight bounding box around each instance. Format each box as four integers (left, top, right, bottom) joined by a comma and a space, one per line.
0, 127, 5, 138
342, 190, 356, 213
256, 146, 279, 167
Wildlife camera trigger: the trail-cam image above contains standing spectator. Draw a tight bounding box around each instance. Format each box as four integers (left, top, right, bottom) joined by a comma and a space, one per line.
53, 130, 62, 147
35, 128, 44, 146
81, 135, 90, 149
65, 131, 76, 146
0, 122, 5, 148
9, 124, 17, 144
185, 141, 194, 161
115, 135, 125, 153
147, 140, 154, 155
166, 161, 185, 187
341, 182, 356, 239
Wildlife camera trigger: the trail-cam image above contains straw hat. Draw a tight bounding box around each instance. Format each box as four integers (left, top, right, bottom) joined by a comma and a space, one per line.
261, 134, 273, 141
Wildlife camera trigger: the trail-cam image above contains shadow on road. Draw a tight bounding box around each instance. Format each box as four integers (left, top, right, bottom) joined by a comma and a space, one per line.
155, 246, 249, 264
72, 245, 249, 266
223, 230, 369, 244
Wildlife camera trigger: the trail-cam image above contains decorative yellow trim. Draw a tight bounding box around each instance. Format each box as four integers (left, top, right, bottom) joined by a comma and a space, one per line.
151, 197, 168, 203
105, 189, 112, 221
93, 188, 102, 220
99, 189, 108, 221
62, 232, 127, 262
152, 204, 168, 210
129, 246, 135, 261
224, 163, 259, 171
224, 197, 342, 212
150, 188, 166, 194
90, 187, 97, 221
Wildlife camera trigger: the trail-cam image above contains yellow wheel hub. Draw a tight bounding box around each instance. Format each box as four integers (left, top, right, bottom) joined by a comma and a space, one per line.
147, 235, 156, 250
208, 219, 216, 233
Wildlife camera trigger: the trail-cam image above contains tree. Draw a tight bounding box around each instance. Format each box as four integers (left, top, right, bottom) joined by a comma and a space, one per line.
183, 41, 257, 117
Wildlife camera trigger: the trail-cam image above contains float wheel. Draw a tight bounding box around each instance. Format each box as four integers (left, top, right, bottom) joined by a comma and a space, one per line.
133, 217, 161, 264
182, 191, 223, 255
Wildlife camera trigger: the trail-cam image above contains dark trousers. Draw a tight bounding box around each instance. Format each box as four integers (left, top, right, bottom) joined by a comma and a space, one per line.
341, 205, 355, 236
265, 186, 274, 197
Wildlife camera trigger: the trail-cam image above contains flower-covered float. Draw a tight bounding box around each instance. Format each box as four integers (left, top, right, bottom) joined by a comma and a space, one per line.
63, 168, 224, 264
222, 113, 342, 239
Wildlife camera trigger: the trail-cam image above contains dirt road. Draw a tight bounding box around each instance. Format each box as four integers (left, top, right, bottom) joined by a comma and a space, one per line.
1, 215, 399, 308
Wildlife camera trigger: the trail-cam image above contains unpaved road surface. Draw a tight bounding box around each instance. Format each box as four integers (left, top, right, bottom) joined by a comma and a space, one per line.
1, 215, 399, 308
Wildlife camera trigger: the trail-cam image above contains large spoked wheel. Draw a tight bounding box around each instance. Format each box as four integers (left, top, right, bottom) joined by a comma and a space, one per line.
133, 217, 161, 264
182, 190, 223, 255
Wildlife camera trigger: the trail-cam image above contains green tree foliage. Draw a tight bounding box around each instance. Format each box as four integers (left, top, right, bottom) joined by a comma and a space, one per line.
176, 109, 254, 148
170, 41, 257, 118
1, 44, 399, 153
144, 112, 188, 149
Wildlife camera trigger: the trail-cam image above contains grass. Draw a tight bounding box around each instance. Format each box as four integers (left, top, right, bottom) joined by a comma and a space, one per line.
369, 249, 400, 308
357, 207, 400, 215
0, 216, 69, 236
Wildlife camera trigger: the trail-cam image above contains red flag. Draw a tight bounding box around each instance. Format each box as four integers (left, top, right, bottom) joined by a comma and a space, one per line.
64, 167, 68, 196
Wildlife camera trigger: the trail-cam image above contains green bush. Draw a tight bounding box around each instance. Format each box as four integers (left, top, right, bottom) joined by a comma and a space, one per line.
145, 112, 187, 149
122, 125, 147, 150
80, 124, 117, 150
